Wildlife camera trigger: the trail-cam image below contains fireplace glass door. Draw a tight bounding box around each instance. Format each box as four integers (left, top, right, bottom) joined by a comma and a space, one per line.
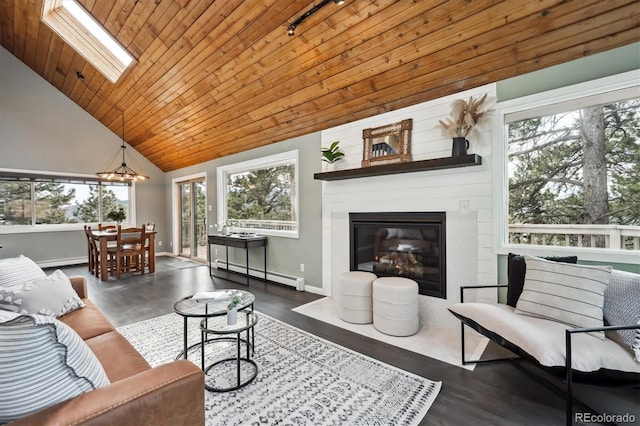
350, 212, 446, 298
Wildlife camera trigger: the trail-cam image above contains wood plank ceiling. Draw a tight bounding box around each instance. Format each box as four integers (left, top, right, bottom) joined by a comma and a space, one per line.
1, 0, 639, 172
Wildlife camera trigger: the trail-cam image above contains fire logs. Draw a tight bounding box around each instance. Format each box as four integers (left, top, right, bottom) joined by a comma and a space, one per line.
374, 252, 424, 277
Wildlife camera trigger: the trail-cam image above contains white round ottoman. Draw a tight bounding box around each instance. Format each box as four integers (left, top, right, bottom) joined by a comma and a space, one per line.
339, 271, 377, 324
372, 277, 419, 336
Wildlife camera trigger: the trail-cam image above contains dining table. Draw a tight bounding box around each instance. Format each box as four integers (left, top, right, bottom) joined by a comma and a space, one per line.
91, 229, 156, 281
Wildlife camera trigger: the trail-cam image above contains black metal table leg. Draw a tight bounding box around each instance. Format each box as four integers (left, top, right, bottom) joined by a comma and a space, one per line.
246, 244, 250, 285
183, 317, 188, 360
201, 328, 205, 371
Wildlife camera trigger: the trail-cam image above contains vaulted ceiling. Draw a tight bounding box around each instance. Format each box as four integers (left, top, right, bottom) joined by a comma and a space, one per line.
1, 0, 638, 172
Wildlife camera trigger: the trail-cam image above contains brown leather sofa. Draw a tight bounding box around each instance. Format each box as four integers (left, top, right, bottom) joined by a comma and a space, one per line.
8, 276, 204, 426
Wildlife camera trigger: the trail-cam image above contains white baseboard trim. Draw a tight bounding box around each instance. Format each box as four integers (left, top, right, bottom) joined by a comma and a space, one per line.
214, 259, 316, 292
37, 257, 86, 269
303, 285, 325, 296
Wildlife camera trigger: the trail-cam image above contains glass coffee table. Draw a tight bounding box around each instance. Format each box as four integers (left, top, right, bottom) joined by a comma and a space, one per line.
200, 311, 259, 392
173, 289, 255, 362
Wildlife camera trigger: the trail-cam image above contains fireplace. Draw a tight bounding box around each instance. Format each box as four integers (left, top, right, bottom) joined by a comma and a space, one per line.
349, 212, 446, 298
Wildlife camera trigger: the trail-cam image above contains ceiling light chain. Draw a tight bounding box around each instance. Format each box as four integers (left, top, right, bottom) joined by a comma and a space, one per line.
287, 0, 345, 36
76, 71, 149, 182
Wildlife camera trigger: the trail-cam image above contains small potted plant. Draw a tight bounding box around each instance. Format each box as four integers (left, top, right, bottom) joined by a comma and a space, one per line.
217, 219, 239, 235
106, 206, 127, 223
227, 292, 242, 325
321, 141, 344, 171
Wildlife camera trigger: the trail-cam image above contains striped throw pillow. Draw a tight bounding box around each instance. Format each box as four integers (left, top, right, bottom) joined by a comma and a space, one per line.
515, 255, 611, 339
0, 255, 46, 288
0, 310, 110, 423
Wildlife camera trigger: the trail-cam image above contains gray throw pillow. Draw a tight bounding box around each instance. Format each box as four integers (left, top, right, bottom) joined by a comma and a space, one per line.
603, 270, 640, 351
0, 269, 85, 317
0, 310, 110, 423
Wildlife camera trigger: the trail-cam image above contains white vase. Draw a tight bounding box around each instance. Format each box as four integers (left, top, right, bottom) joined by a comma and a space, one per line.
325, 162, 337, 172
227, 307, 238, 325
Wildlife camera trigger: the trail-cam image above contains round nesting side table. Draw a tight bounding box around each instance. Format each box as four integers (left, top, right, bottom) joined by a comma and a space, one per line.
200, 311, 259, 392
173, 290, 255, 361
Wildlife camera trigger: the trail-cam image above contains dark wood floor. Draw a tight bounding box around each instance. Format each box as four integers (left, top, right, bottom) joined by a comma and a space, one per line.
53, 257, 639, 426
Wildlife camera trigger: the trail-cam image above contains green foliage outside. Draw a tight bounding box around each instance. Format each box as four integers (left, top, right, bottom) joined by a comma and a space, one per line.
508, 98, 640, 248
0, 182, 32, 225
0, 181, 126, 226
73, 185, 122, 223
226, 165, 295, 223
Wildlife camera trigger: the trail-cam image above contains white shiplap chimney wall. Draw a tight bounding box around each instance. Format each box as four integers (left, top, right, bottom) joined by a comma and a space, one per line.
320, 83, 498, 328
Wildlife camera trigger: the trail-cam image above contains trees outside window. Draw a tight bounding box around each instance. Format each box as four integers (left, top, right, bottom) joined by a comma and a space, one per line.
507, 96, 639, 250
0, 174, 131, 228
217, 151, 298, 238
0, 182, 31, 225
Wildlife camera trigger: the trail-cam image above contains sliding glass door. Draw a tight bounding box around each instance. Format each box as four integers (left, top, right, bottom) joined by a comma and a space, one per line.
178, 178, 207, 261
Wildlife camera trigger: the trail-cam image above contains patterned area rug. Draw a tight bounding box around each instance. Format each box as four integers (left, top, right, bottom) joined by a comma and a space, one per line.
118, 312, 441, 425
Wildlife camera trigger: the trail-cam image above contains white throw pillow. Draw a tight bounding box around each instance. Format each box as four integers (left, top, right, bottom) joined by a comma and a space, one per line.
0, 269, 85, 317
515, 255, 611, 339
0, 310, 110, 423
0, 255, 46, 288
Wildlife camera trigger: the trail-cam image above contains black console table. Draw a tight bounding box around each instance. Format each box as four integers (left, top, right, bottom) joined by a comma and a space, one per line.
207, 234, 267, 285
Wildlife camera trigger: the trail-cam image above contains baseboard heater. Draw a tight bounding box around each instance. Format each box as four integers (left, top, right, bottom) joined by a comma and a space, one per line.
213, 259, 305, 291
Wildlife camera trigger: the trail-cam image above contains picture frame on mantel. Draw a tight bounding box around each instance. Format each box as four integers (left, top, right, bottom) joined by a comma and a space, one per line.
362, 119, 412, 167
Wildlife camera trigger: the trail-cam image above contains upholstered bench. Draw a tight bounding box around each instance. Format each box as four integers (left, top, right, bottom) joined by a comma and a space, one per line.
338, 271, 377, 324
372, 277, 419, 336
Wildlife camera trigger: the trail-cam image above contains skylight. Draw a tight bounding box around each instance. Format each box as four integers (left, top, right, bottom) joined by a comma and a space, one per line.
41, 0, 134, 83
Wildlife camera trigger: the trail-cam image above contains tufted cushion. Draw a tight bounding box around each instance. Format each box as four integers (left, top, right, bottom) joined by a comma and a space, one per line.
515, 255, 611, 339
0, 255, 46, 288
0, 269, 85, 317
506, 253, 578, 307
0, 310, 110, 423
603, 270, 640, 358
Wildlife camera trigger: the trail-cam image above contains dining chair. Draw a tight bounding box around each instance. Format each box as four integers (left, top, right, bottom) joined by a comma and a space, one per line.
108, 225, 146, 279
143, 223, 156, 273
98, 223, 118, 250
85, 225, 112, 277
83, 225, 96, 273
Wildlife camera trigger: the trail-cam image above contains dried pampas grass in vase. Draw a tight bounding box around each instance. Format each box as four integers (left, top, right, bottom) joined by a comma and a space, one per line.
437, 94, 495, 156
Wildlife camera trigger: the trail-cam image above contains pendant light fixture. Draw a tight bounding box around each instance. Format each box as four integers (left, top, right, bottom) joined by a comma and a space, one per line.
287, 0, 345, 36
77, 72, 149, 182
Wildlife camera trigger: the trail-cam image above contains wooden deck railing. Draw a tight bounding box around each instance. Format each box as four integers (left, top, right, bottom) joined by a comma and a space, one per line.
509, 224, 640, 250
233, 219, 296, 231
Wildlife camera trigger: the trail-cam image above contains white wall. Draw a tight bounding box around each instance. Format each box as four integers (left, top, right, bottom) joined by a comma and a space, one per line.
321, 83, 497, 328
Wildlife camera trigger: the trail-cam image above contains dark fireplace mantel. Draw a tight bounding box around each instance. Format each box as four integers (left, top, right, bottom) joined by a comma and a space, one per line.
349, 212, 447, 299
315, 154, 481, 181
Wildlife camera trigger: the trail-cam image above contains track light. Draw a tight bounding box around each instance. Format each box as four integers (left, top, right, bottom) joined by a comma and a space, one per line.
287, 0, 345, 36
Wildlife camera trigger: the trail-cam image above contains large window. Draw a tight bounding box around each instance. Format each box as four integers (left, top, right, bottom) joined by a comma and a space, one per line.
217, 151, 298, 238
499, 73, 639, 256
0, 170, 131, 231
